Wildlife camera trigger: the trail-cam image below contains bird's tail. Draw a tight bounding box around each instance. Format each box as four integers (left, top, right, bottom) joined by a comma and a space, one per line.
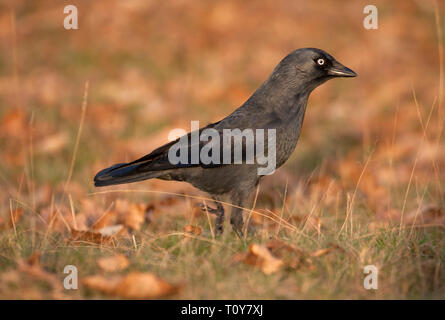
94, 162, 162, 187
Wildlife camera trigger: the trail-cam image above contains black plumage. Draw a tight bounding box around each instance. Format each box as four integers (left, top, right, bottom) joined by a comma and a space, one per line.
94, 48, 356, 237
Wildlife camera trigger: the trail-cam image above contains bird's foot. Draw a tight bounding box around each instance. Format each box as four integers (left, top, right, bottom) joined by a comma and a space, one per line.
214, 210, 225, 237
232, 225, 244, 239
230, 211, 245, 240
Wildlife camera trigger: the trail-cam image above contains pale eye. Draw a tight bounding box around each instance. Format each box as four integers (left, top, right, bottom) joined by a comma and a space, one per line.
317, 58, 325, 66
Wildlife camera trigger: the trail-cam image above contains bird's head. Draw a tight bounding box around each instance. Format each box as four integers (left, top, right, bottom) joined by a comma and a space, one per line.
268, 48, 357, 93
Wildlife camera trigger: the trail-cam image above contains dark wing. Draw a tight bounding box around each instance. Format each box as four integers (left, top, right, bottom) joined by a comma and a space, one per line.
94, 121, 223, 186
94, 109, 282, 187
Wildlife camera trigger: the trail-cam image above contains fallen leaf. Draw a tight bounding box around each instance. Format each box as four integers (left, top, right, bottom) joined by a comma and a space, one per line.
190, 205, 204, 219
70, 229, 112, 245
266, 240, 308, 270
83, 275, 120, 295
70, 225, 123, 245
310, 244, 345, 258
114, 272, 179, 299
97, 224, 125, 237
0, 270, 21, 285
183, 225, 202, 235
311, 248, 333, 257
266, 239, 300, 254
0, 109, 26, 139
92, 210, 119, 230
83, 272, 179, 299
244, 243, 283, 275
123, 203, 147, 231
115, 200, 148, 231
35, 132, 68, 154
98, 254, 130, 272
27, 251, 41, 266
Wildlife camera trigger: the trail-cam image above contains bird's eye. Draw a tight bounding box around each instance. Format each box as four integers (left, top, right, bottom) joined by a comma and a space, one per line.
317, 58, 325, 66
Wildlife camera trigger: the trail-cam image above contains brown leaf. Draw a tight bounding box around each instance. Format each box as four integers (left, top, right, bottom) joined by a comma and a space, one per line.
70, 225, 123, 245
190, 205, 204, 219
92, 210, 119, 230
266, 239, 300, 255
114, 272, 179, 299
183, 225, 202, 235
35, 132, 68, 154
244, 243, 283, 275
70, 229, 112, 245
0, 109, 26, 139
115, 200, 148, 231
310, 247, 333, 257
83, 272, 179, 299
97, 254, 130, 272
83, 275, 120, 295
123, 203, 147, 231
96, 224, 125, 237
310, 244, 344, 258
266, 240, 308, 270
27, 251, 41, 266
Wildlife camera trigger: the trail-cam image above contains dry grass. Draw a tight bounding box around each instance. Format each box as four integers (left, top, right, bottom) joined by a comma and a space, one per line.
0, 0, 444, 299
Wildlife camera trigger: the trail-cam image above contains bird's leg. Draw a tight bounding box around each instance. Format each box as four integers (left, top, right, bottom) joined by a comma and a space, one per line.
230, 206, 244, 239
196, 200, 225, 236
213, 201, 225, 236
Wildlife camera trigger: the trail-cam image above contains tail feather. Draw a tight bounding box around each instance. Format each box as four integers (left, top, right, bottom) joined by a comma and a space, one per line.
94, 162, 161, 187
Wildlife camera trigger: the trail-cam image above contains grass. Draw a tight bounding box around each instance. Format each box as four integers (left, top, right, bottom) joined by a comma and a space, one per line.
0, 204, 443, 299
0, 0, 444, 299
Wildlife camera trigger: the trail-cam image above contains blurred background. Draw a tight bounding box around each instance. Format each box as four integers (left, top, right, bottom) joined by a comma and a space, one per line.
0, 0, 444, 299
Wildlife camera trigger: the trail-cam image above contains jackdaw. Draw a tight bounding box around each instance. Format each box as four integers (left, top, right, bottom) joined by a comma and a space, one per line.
94, 48, 356, 237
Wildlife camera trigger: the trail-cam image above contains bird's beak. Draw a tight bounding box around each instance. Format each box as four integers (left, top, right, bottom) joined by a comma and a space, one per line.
328, 61, 357, 77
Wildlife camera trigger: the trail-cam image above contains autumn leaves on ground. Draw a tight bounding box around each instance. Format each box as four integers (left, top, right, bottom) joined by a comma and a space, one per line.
0, 0, 444, 299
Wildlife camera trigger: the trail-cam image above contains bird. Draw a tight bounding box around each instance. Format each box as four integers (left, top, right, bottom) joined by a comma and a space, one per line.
94, 48, 356, 237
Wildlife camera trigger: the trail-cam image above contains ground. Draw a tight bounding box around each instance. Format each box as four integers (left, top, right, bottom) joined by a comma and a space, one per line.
0, 0, 444, 299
